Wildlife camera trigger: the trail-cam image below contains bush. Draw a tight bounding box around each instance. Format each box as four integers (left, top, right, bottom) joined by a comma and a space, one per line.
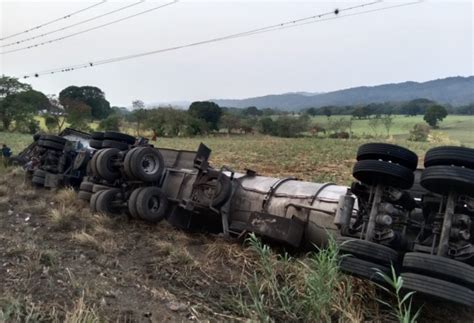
98, 114, 121, 131
408, 123, 430, 141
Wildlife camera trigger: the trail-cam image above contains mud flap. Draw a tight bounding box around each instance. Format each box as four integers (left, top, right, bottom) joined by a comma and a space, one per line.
245, 212, 305, 247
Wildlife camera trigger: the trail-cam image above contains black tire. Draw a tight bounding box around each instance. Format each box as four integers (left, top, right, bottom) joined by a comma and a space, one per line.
128, 187, 144, 218
73, 151, 90, 170
126, 147, 164, 182
403, 253, 474, 289
78, 190, 92, 201
357, 143, 418, 171
40, 135, 67, 145
102, 139, 129, 151
123, 147, 141, 180
90, 150, 103, 177
96, 148, 121, 181
420, 165, 474, 196
89, 139, 103, 150
135, 187, 168, 223
424, 146, 474, 169
79, 181, 94, 192
353, 159, 414, 189
33, 133, 41, 141
401, 273, 474, 307
33, 169, 46, 178
339, 256, 389, 284
38, 140, 64, 151
92, 184, 112, 193
32, 175, 45, 186
337, 237, 399, 266
103, 131, 135, 145
91, 132, 104, 140
194, 170, 233, 208
96, 188, 122, 216
89, 191, 103, 213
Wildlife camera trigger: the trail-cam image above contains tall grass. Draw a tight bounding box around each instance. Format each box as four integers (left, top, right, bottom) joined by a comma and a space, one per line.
236, 234, 364, 322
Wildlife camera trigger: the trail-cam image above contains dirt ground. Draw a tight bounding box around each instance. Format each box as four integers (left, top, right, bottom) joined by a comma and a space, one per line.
0, 167, 473, 322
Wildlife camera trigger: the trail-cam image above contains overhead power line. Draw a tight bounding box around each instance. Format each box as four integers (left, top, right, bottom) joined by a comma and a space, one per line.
0, 1, 107, 41
20, 0, 423, 79
0, 0, 150, 50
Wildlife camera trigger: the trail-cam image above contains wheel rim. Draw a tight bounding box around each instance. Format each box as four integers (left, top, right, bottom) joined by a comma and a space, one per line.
141, 154, 159, 174
148, 196, 160, 213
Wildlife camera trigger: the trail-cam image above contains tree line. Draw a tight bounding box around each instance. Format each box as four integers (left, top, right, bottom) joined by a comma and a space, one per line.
0, 75, 462, 139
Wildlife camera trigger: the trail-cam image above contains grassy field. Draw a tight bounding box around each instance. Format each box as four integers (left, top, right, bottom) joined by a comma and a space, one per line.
312, 115, 474, 146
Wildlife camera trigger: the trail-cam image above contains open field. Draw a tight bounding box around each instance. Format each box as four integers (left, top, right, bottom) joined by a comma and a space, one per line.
312, 115, 474, 146
1, 133, 474, 321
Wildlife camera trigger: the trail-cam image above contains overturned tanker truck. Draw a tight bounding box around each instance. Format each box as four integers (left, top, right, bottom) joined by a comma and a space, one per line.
15, 131, 474, 307
87, 140, 474, 307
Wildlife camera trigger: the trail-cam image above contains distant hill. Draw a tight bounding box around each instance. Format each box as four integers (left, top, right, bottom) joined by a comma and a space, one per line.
211, 76, 474, 110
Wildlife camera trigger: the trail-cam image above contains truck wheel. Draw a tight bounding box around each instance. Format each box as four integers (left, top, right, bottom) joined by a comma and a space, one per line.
420, 165, 474, 196
38, 140, 65, 151
78, 190, 92, 201
90, 150, 103, 177
40, 135, 67, 145
357, 143, 418, 171
337, 237, 399, 266
353, 159, 414, 189
91, 132, 104, 140
424, 146, 474, 169
89, 191, 104, 213
127, 147, 164, 182
102, 139, 129, 151
103, 131, 135, 145
33, 169, 46, 178
96, 188, 122, 216
123, 147, 140, 180
96, 148, 121, 181
79, 181, 94, 192
135, 187, 168, 223
128, 187, 145, 218
89, 139, 103, 149
32, 175, 45, 186
73, 151, 90, 170
401, 273, 473, 307
339, 256, 389, 284
92, 184, 112, 193
403, 253, 474, 289
194, 170, 232, 208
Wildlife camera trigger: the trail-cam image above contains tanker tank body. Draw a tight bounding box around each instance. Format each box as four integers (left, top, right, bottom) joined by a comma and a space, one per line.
226, 173, 353, 249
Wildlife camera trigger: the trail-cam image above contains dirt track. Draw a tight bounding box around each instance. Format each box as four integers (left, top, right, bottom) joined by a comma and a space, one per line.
1, 167, 473, 322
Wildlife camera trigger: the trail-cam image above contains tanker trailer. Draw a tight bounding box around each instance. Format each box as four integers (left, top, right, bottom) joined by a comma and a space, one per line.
165, 143, 420, 280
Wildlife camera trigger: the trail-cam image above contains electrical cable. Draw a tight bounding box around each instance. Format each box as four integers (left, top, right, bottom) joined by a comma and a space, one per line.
1, 0, 150, 49
0, 1, 108, 41
19, 0, 423, 79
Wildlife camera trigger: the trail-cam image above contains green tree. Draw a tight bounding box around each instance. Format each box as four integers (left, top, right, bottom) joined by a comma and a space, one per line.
62, 98, 92, 131
59, 85, 111, 120
188, 101, 222, 131
381, 114, 394, 136
424, 104, 448, 128
322, 106, 332, 119
401, 98, 435, 116
131, 100, 147, 135
220, 113, 241, 134
98, 114, 121, 131
0, 76, 33, 130
243, 106, 263, 117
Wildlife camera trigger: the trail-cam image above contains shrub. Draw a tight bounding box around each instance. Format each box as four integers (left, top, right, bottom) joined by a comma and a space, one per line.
408, 123, 430, 141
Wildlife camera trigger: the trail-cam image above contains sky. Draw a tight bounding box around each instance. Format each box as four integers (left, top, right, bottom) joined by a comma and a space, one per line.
1, 0, 473, 107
